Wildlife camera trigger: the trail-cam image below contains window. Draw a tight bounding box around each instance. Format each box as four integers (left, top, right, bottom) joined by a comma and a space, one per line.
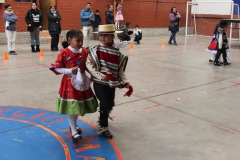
15, 0, 33, 2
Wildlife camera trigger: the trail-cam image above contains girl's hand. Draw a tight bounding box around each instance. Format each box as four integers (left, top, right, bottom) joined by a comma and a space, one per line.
71, 66, 78, 74
39, 26, 42, 28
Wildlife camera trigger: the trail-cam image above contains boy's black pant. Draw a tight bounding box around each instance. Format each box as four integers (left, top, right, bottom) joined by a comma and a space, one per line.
214, 45, 227, 64
93, 83, 115, 127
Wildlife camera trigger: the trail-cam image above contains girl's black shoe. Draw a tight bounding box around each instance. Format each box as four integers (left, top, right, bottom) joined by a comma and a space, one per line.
72, 133, 82, 143
69, 126, 82, 134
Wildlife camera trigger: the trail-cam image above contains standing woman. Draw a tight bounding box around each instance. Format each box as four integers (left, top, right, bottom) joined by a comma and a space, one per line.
105, 4, 114, 24
47, 5, 61, 51
168, 7, 181, 46
3, 4, 18, 55
25, 2, 43, 53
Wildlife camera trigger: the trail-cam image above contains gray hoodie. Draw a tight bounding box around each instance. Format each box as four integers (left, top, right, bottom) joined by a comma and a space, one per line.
3, 10, 18, 31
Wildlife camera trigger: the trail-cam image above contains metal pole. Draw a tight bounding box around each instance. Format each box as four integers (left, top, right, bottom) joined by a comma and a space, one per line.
185, 2, 189, 36
230, 1, 233, 41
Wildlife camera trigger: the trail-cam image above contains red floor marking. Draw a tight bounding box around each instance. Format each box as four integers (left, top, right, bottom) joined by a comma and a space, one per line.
76, 155, 105, 160
212, 125, 234, 134
75, 144, 101, 152
111, 104, 162, 119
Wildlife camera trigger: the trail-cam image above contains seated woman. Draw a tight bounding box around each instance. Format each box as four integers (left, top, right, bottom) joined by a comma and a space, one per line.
117, 22, 133, 41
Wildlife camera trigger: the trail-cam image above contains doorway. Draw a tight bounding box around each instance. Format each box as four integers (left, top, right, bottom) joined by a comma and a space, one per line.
39, 0, 56, 30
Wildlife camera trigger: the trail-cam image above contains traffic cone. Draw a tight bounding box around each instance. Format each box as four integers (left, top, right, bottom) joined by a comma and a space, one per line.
3, 52, 9, 60
130, 42, 134, 49
162, 40, 165, 46
39, 49, 44, 57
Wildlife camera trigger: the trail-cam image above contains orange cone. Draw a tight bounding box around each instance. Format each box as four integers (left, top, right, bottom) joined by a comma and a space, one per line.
162, 40, 165, 46
39, 49, 44, 57
3, 52, 9, 60
130, 42, 134, 49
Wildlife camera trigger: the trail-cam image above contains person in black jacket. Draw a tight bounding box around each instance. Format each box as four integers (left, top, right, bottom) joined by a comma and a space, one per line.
25, 2, 43, 53
93, 10, 101, 40
105, 4, 114, 24
47, 5, 61, 51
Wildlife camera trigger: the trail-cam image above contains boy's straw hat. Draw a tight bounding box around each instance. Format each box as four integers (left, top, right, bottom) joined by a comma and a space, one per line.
93, 24, 123, 34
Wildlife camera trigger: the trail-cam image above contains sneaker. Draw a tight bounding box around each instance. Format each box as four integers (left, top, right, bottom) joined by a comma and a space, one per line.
168, 42, 173, 44
174, 43, 178, 46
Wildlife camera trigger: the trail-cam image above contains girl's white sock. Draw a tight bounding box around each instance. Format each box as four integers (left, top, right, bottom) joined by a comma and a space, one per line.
68, 115, 78, 136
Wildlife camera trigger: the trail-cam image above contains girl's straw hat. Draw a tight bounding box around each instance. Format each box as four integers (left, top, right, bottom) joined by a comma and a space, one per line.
93, 24, 123, 34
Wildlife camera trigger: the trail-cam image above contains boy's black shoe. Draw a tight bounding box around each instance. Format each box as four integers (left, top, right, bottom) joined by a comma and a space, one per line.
99, 127, 113, 139
168, 42, 173, 44
214, 63, 221, 66
224, 62, 231, 65
209, 59, 213, 62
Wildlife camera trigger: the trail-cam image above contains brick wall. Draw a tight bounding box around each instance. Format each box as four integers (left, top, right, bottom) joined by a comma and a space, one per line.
0, 0, 188, 31
0, 0, 239, 37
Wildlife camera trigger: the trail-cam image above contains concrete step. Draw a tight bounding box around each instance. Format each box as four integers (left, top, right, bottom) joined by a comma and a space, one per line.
40, 30, 50, 37
39, 30, 64, 44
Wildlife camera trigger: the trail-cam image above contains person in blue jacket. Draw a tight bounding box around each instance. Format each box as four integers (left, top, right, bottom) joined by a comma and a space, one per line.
80, 2, 95, 49
3, 4, 18, 55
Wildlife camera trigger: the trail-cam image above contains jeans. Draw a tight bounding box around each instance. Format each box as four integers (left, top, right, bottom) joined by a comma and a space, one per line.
169, 31, 177, 44
30, 27, 40, 45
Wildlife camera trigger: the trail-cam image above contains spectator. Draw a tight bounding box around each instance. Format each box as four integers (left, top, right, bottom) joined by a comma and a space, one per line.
168, 7, 181, 46
105, 4, 114, 24
115, 0, 124, 30
133, 25, 142, 44
25, 2, 43, 53
3, 4, 18, 55
93, 10, 101, 40
47, 5, 61, 51
80, 2, 95, 49
117, 22, 132, 41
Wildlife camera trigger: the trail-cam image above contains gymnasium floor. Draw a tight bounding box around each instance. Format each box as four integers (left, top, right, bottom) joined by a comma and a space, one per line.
1, 35, 240, 160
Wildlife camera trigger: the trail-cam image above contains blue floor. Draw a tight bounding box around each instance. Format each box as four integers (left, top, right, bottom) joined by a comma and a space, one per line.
0, 106, 122, 160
